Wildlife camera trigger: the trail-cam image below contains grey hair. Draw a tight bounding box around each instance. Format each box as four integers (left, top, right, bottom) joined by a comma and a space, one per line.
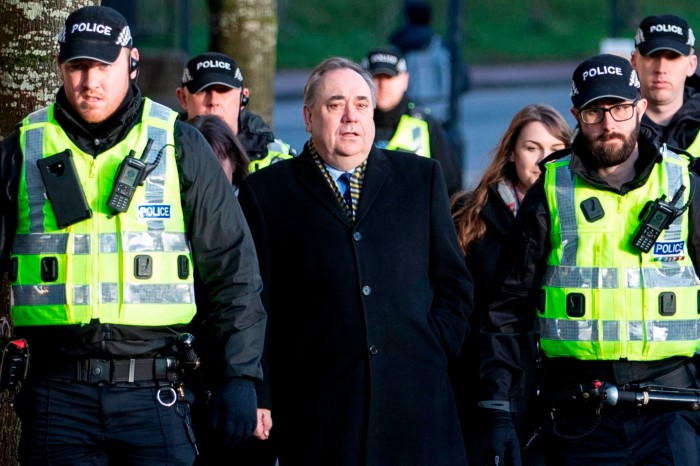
303, 57, 376, 108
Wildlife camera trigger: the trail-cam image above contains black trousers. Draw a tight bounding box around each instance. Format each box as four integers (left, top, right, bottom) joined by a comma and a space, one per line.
544, 405, 700, 465
15, 380, 197, 465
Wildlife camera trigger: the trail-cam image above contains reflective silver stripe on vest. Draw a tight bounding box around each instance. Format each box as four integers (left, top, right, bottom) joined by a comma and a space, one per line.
24, 115, 49, 233
124, 283, 195, 304
554, 163, 579, 265
412, 126, 426, 155
546, 158, 692, 288
11, 284, 66, 305
11, 231, 187, 255
541, 317, 700, 342
73, 234, 90, 254
101, 282, 195, 304
98, 233, 118, 254
628, 265, 699, 288
544, 264, 699, 288
544, 266, 619, 288
662, 149, 683, 243
13, 282, 194, 306
122, 231, 189, 252
11, 234, 69, 254
101, 283, 118, 303
143, 102, 172, 232
74, 285, 90, 304
27, 108, 49, 124
628, 320, 700, 341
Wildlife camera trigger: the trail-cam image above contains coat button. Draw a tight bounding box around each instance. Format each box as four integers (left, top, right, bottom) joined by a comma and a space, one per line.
92, 366, 102, 376
362, 286, 371, 295
353, 232, 362, 241
369, 345, 378, 355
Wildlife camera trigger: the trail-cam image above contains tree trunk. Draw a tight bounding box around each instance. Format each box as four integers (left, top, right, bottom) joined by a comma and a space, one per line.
0, 2, 97, 464
209, 0, 278, 126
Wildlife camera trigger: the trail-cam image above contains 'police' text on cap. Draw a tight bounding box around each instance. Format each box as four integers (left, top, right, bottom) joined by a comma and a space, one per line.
570, 54, 640, 109
57, 6, 133, 64
181, 52, 244, 94
361, 48, 407, 77
635, 15, 696, 56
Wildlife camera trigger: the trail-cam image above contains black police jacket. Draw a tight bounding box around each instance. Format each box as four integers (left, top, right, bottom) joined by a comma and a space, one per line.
642, 77, 700, 156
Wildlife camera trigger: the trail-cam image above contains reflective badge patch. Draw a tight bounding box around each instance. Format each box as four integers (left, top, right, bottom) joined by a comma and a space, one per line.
651, 241, 685, 261
137, 204, 171, 220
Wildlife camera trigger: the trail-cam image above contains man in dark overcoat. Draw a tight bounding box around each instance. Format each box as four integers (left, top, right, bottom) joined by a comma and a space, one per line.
237, 56, 473, 466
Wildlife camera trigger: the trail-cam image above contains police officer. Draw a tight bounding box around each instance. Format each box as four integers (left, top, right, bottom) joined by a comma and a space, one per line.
631, 15, 700, 158
175, 51, 295, 172
0, 6, 266, 464
480, 54, 700, 465
361, 46, 463, 197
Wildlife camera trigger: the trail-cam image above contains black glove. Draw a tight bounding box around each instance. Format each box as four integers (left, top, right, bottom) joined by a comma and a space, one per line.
483, 408, 522, 466
208, 377, 257, 447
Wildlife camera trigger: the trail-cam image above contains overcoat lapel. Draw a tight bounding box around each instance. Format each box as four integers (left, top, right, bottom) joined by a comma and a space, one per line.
295, 152, 352, 225
354, 148, 388, 225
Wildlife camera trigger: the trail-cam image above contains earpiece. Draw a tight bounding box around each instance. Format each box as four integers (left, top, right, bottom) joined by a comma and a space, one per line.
129, 58, 140, 73
240, 93, 250, 107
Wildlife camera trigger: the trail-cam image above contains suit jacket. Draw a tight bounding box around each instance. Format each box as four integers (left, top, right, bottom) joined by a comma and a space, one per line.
238, 143, 473, 466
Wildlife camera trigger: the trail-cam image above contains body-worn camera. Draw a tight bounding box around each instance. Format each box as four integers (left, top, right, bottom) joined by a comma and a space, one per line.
631, 186, 687, 253
37, 150, 92, 228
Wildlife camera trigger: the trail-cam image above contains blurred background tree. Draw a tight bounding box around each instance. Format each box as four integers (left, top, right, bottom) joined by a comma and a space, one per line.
0, 1, 96, 464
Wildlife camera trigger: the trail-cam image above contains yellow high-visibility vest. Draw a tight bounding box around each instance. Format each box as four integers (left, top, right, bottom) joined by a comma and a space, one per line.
12, 99, 197, 327
540, 148, 700, 361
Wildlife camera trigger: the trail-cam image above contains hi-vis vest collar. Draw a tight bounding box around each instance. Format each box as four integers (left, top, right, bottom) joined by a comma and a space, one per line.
248, 139, 294, 172
385, 114, 431, 158
686, 129, 700, 158
540, 148, 700, 361
11, 99, 197, 327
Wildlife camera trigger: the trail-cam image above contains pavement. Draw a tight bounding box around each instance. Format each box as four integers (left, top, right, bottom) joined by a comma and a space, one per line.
274, 60, 579, 100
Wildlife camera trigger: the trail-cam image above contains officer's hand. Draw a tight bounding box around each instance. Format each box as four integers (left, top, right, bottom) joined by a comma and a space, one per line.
483, 409, 522, 466
208, 377, 257, 447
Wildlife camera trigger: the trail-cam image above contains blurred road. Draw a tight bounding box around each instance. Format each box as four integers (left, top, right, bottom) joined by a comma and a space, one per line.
273, 61, 579, 189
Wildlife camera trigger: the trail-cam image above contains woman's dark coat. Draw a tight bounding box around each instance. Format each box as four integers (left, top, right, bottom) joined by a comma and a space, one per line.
238, 144, 473, 466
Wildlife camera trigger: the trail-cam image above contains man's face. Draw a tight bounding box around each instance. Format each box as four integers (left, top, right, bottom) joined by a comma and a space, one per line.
59, 48, 132, 124
372, 72, 409, 111
631, 49, 698, 109
574, 98, 647, 169
303, 68, 375, 168
176, 84, 242, 134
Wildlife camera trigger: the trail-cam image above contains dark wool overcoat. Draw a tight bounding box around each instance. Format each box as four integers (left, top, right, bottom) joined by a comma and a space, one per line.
238, 145, 473, 466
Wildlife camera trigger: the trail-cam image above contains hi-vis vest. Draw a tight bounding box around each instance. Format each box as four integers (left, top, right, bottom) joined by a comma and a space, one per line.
686, 131, 700, 158
248, 139, 294, 172
11, 99, 197, 327
385, 114, 431, 158
540, 149, 700, 361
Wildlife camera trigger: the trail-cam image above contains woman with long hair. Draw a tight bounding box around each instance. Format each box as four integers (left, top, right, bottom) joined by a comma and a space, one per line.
188, 114, 251, 194
451, 104, 572, 466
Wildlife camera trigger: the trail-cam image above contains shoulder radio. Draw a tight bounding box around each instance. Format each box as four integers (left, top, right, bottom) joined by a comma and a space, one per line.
630, 185, 687, 253
107, 139, 158, 215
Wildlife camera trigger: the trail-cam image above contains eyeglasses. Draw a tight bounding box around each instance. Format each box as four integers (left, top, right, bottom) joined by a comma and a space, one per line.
579, 99, 639, 125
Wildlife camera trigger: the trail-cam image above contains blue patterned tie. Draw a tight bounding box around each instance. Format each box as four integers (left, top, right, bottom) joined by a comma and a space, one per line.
338, 173, 352, 208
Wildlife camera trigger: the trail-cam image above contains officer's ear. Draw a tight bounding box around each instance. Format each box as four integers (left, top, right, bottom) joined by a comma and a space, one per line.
129, 48, 140, 81
175, 86, 191, 113
55, 53, 64, 78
